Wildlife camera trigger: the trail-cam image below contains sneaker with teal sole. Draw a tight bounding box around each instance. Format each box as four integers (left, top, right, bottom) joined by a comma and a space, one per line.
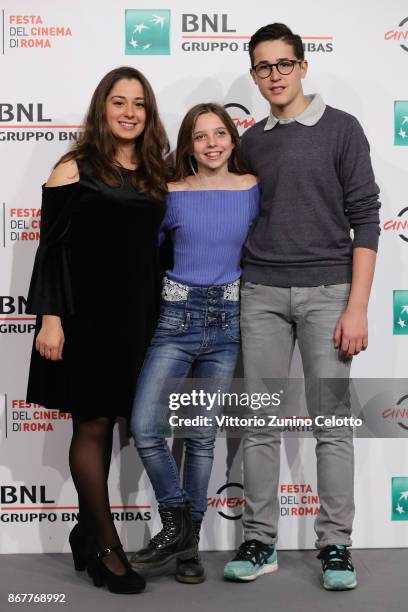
224, 539, 278, 582
317, 545, 357, 590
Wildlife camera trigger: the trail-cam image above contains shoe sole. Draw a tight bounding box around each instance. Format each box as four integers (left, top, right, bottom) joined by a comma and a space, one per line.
224, 561, 278, 582
107, 586, 146, 594
175, 573, 206, 584
323, 579, 357, 591
130, 546, 198, 570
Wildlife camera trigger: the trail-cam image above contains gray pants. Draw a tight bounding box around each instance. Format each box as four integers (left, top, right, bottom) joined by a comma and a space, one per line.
240, 282, 354, 548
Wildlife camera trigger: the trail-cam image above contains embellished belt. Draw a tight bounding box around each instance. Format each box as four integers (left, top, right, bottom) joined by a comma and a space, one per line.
161, 277, 240, 302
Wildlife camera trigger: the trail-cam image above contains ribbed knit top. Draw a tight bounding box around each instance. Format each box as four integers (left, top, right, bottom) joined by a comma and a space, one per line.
160, 185, 259, 286
241, 105, 381, 287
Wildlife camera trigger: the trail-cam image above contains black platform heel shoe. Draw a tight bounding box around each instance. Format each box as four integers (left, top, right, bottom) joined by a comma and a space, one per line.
68, 523, 88, 571
87, 544, 146, 594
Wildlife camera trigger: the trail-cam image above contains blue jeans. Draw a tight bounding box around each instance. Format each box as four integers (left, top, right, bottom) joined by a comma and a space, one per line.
130, 278, 240, 523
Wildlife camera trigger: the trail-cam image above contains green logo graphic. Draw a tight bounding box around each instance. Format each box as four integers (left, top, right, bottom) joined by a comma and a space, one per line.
392, 477, 408, 520
394, 101, 408, 145
125, 9, 170, 55
393, 290, 408, 335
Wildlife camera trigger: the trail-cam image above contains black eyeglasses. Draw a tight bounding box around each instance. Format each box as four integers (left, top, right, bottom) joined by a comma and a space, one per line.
252, 60, 302, 78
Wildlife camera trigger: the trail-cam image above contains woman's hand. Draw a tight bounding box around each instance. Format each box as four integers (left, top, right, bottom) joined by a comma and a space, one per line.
36, 315, 64, 361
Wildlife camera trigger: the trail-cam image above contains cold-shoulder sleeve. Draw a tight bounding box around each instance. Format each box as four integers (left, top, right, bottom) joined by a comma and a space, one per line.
26, 183, 79, 316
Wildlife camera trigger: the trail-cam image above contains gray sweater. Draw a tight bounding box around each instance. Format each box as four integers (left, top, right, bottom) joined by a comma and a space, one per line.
241, 100, 381, 287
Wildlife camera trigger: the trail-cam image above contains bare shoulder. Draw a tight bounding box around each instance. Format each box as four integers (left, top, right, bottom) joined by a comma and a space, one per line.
46, 159, 79, 187
167, 180, 191, 192
237, 173, 259, 189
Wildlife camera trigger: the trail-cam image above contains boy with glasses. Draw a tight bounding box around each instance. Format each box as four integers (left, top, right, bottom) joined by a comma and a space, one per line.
223, 22, 380, 590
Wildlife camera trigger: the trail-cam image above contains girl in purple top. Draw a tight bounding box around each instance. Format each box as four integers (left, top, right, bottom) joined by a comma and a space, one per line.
130, 103, 259, 583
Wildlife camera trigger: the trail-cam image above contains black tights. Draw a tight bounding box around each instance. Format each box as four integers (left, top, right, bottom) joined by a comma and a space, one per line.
69, 416, 120, 550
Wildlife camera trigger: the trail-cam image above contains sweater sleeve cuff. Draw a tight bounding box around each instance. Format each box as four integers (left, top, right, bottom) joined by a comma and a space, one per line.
352, 226, 380, 252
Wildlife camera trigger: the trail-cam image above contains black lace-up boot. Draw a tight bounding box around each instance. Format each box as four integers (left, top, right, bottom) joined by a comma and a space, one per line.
130, 504, 197, 569
175, 520, 205, 584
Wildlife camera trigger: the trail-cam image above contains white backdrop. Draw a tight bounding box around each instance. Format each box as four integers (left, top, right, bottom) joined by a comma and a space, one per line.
1, 0, 408, 553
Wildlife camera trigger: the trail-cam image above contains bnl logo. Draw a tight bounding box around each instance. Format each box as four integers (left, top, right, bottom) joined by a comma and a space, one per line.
394, 101, 408, 145
125, 10, 170, 55
392, 477, 408, 520
393, 290, 408, 334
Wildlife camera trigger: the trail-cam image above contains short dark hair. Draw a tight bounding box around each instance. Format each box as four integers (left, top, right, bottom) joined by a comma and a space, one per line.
248, 23, 304, 66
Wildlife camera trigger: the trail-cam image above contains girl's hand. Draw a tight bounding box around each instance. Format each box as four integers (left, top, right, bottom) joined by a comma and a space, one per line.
36, 315, 64, 361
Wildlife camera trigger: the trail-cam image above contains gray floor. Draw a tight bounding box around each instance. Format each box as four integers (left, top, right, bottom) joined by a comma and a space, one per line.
0, 550, 405, 612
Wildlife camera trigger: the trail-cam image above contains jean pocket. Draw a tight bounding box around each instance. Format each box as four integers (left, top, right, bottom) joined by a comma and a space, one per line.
156, 312, 187, 335
318, 283, 351, 300
223, 313, 241, 343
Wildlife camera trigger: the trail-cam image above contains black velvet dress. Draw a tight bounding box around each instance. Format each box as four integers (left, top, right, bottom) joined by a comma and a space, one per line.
26, 161, 165, 417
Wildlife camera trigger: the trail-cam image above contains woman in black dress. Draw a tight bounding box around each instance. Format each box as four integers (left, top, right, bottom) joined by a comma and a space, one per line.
26, 66, 170, 594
